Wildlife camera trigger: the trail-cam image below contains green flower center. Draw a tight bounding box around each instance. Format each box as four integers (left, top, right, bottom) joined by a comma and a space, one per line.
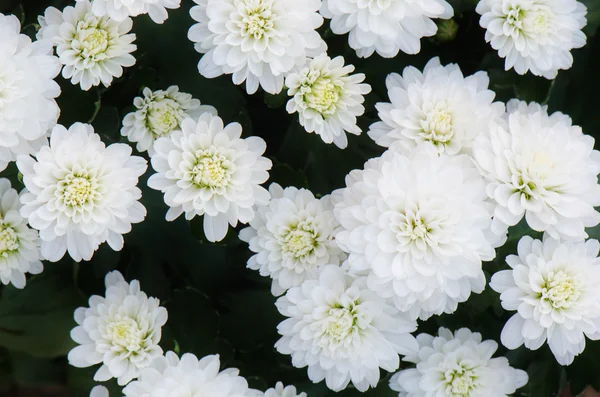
0, 225, 19, 257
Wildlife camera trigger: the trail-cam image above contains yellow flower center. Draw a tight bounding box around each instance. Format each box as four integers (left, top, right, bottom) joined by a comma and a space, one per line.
76, 21, 110, 58
0, 225, 19, 257
302, 75, 341, 115
240, 2, 274, 40
420, 104, 454, 144
542, 270, 581, 309
445, 368, 477, 396
60, 175, 95, 208
191, 151, 231, 189
282, 221, 318, 258
105, 317, 145, 352
147, 100, 183, 137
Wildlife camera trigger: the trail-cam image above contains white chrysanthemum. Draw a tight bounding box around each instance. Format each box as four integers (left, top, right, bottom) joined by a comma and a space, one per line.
78, 0, 181, 24
285, 55, 371, 149
121, 86, 218, 156
123, 351, 261, 397
188, 0, 327, 95
147, 113, 272, 242
90, 385, 109, 397
17, 123, 147, 262
264, 383, 305, 397
275, 265, 418, 392
68, 271, 167, 385
476, 0, 587, 79
334, 144, 506, 320
473, 99, 600, 241
0, 179, 42, 289
37, 0, 137, 91
0, 13, 60, 172
368, 57, 504, 155
490, 235, 600, 365
239, 183, 346, 296
320, 0, 453, 58
390, 327, 529, 397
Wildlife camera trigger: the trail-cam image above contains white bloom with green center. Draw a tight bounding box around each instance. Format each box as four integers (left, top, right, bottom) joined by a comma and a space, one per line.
285, 55, 371, 149
264, 383, 305, 397
38, 0, 137, 91
490, 235, 600, 365
17, 123, 147, 262
368, 57, 504, 155
121, 86, 217, 155
476, 0, 587, 78
275, 265, 418, 392
390, 327, 528, 397
147, 113, 272, 242
77, 0, 181, 24
68, 271, 167, 385
239, 183, 346, 296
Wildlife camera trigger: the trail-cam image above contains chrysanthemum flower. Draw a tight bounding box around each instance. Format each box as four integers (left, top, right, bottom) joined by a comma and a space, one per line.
78, 0, 181, 24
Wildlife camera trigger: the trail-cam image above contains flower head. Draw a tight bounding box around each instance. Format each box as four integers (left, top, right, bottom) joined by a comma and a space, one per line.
78, 0, 181, 24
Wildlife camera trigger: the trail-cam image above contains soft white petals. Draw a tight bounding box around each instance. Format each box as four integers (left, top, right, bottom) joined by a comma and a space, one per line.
75, 0, 180, 23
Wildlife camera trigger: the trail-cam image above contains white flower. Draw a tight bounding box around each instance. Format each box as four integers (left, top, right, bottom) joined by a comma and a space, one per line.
275, 265, 418, 392
368, 57, 504, 155
0, 179, 42, 289
473, 99, 600, 241
147, 113, 272, 242
188, 0, 327, 95
38, 0, 137, 91
390, 327, 529, 397
264, 383, 305, 397
17, 123, 147, 262
285, 55, 371, 149
121, 86, 217, 156
123, 351, 261, 397
334, 144, 505, 320
90, 385, 109, 397
68, 270, 167, 385
78, 0, 181, 24
320, 0, 454, 58
476, 0, 587, 79
490, 235, 600, 365
239, 183, 346, 296
0, 13, 60, 172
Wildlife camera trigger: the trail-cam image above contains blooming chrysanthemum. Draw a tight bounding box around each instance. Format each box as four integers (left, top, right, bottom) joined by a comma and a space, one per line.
17, 123, 147, 262
390, 327, 529, 397
320, 0, 454, 58
473, 99, 600, 241
188, 0, 327, 94
285, 55, 371, 149
68, 270, 167, 385
264, 383, 305, 397
38, 0, 137, 91
121, 86, 217, 155
275, 265, 418, 392
368, 57, 504, 155
78, 0, 181, 24
147, 113, 272, 242
334, 144, 505, 320
490, 235, 600, 365
0, 13, 60, 171
476, 0, 587, 79
239, 183, 345, 296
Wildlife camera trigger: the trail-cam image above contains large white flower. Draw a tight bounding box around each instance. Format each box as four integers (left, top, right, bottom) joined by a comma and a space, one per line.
188, 0, 327, 95
68, 270, 167, 385
285, 55, 371, 149
473, 99, 600, 241
121, 86, 217, 156
368, 57, 504, 155
490, 235, 600, 365
334, 144, 505, 320
476, 0, 587, 79
38, 0, 137, 91
0, 13, 60, 172
147, 113, 272, 242
390, 327, 528, 397
17, 123, 147, 262
78, 0, 181, 24
320, 0, 454, 58
239, 183, 346, 296
275, 265, 418, 392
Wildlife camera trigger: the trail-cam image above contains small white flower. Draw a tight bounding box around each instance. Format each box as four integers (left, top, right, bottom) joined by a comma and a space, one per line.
285, 55, 371, 149
476, 0, 587, 79
0, 13, 61, 172
473, 99, 600, 241
147, 113, 272, 242
368, 57, 504, 155
390, 327, 529, 397
90, 385, 109, 397
17, 123, 147, 262
68, 270, 168, 385
320, 0, 453, 58
264, 383, 305, 397
78, 0, 181, 24
239, 183, 346, 296
188, 0, 327, 95
38, 0, 137, 91
121, 86, 217, 156
490, 235, 600, 365
275, 265, 418, 392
